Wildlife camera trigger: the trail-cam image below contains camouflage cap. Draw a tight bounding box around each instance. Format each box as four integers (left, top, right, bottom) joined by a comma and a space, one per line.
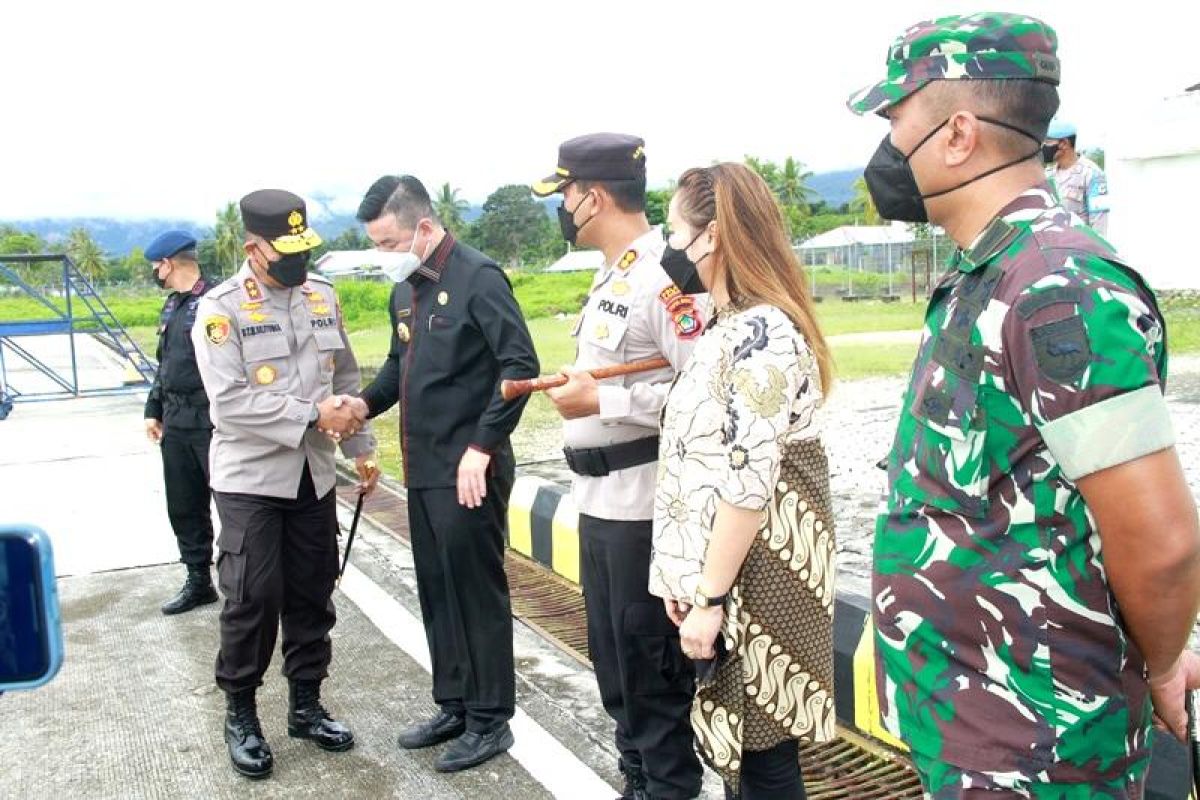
848, 12, 1060, 117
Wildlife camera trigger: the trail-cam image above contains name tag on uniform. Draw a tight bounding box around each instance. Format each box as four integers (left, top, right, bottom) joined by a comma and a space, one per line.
597, 298, 629, 319
241, 323, 283, 337
310, 317, 337, 329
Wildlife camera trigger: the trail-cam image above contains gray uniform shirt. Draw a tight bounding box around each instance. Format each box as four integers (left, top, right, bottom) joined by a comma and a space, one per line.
191, 261, 374, 499
565, 228, 708, 520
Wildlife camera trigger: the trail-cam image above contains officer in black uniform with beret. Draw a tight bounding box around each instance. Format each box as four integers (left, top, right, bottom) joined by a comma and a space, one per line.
350, 174, 539, 773
143, 230, 218, 615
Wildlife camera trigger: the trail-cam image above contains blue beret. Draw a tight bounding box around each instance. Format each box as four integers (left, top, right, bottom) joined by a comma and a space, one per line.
1047, 118, 1077, 139
145, 230, 197, 261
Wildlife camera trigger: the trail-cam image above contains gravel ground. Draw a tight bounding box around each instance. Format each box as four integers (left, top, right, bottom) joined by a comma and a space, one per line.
517, 355, 1200, 602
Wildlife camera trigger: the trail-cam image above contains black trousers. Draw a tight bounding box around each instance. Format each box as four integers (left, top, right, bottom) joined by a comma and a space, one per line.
212, 465, 338, 693
580, 514, 702, 800
160, 425, 214, 567
723, 739, 806, 800
408, 471, 515, 733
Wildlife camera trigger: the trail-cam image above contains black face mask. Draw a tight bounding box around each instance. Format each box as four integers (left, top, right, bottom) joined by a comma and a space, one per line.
557, 192, 595, 245
863, 115, 1043, 223
267, 250, 311, 287
660, 229, 709, 294
1041, 142, 1060, 165
152, 266, 167, 290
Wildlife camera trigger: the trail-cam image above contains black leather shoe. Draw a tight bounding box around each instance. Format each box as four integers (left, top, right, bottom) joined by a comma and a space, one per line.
287, 680, 354, 752
617, 757, 646, 799
395, 709, 466, 750
434, 723, 514, 773
161, 564, 219, 615
225, 688, 273, 779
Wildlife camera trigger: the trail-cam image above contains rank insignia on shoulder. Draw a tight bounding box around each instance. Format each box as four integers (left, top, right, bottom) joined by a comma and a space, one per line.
397, 322, 411, 343
204, 315, 231, 345
254, 364, 277, 385
617, 249, 638, 271
242, 278, 263, 302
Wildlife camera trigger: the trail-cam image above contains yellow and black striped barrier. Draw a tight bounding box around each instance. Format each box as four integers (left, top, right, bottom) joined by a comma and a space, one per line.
506, 475, 1194, 798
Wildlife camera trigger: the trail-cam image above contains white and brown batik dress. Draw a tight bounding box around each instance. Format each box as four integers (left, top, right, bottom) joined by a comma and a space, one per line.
649, 303, 836, 789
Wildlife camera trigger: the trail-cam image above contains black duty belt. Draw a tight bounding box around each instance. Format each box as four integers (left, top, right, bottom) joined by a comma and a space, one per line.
563, 436, 659, 478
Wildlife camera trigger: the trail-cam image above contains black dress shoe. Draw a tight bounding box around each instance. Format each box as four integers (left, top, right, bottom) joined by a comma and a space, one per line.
396, 709, 466, 750
434, 723, 514, 773
225, 688, 273, 779
161, 564, 219, 615
287, 680, 354, 752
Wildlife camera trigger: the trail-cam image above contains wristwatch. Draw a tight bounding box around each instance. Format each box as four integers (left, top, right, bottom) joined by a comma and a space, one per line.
693, 588, 728, 609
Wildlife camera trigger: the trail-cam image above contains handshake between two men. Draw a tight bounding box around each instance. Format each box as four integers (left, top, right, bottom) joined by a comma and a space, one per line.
315, 394, 379, 497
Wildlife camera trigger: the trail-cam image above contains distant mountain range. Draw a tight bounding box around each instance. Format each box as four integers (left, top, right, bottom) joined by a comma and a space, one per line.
2, 170, 861, 257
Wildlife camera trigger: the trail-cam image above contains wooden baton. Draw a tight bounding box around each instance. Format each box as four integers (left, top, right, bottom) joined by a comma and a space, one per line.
501, 357, 671, 402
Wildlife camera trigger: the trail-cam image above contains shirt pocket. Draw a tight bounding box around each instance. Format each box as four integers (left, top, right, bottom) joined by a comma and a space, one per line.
893, 345, 990, 518
241, 334, 291, 390
581, 315, 629, 357
312, 327, 343, 381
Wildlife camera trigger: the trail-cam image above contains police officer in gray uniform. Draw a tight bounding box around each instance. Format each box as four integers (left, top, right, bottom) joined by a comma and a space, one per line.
192, 189, 379, 780
533, 134, 705, 800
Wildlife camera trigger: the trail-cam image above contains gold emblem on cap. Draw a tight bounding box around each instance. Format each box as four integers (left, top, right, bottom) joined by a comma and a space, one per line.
594, 322, 609, 340
397, 322, 411, 342
254, 365, 277, 385
287, 210, 304, 233
612, 280, 630, 296
437, 291, 449, 306
632, 145, 644, 160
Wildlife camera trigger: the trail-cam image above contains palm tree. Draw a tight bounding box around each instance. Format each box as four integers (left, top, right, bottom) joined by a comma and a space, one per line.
777, 157, 815, 214
434, 183, 469, 236
66, 228, 106, 282
849, 176, 881, 225
214, 202, 244, 278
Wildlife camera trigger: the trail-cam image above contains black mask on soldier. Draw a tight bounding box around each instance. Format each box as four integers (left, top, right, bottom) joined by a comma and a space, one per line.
863, 115, 1043, 223
1041, 142, 1060, 165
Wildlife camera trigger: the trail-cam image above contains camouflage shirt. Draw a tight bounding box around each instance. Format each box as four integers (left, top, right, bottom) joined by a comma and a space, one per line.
873, 184, 1172, 781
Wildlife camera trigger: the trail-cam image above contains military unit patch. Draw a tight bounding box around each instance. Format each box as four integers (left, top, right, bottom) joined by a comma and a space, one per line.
204, 315, 231, 345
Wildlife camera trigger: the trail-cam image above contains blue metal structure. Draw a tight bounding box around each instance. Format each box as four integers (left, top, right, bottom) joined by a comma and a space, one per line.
0, 253, 156, 403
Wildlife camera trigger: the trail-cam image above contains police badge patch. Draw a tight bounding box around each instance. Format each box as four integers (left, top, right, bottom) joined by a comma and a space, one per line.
204, 315, 231, 345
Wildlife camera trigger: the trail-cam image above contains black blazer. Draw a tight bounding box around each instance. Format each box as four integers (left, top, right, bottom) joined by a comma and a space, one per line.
360, 237, 539, 488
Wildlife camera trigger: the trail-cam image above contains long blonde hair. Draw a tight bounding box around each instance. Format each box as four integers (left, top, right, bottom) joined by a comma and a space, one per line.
675, 163, 833, 395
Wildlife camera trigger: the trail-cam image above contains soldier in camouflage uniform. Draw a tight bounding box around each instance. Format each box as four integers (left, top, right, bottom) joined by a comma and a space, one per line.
848, 12, 1200, 798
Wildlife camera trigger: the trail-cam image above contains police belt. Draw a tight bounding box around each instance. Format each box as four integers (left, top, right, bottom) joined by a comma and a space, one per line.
563, 436, 659, 477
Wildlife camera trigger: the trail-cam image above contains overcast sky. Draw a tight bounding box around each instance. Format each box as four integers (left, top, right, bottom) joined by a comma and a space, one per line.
3, 0, 1196, 223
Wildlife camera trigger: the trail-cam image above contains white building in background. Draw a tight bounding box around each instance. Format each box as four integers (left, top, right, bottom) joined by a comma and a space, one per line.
1106, 84, 1200, 290
314, 250, 390, 280
545, 249, 606, 273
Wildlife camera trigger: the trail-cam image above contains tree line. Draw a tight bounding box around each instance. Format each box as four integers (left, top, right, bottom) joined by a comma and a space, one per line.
1, 156, 871, 284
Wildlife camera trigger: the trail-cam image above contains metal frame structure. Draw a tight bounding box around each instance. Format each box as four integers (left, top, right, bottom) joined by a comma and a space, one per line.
0, 253, 156, 403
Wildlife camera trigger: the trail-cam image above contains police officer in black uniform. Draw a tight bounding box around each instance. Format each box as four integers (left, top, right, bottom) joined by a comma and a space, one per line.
350, 175, 539, 773
143, 231, 218, 615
